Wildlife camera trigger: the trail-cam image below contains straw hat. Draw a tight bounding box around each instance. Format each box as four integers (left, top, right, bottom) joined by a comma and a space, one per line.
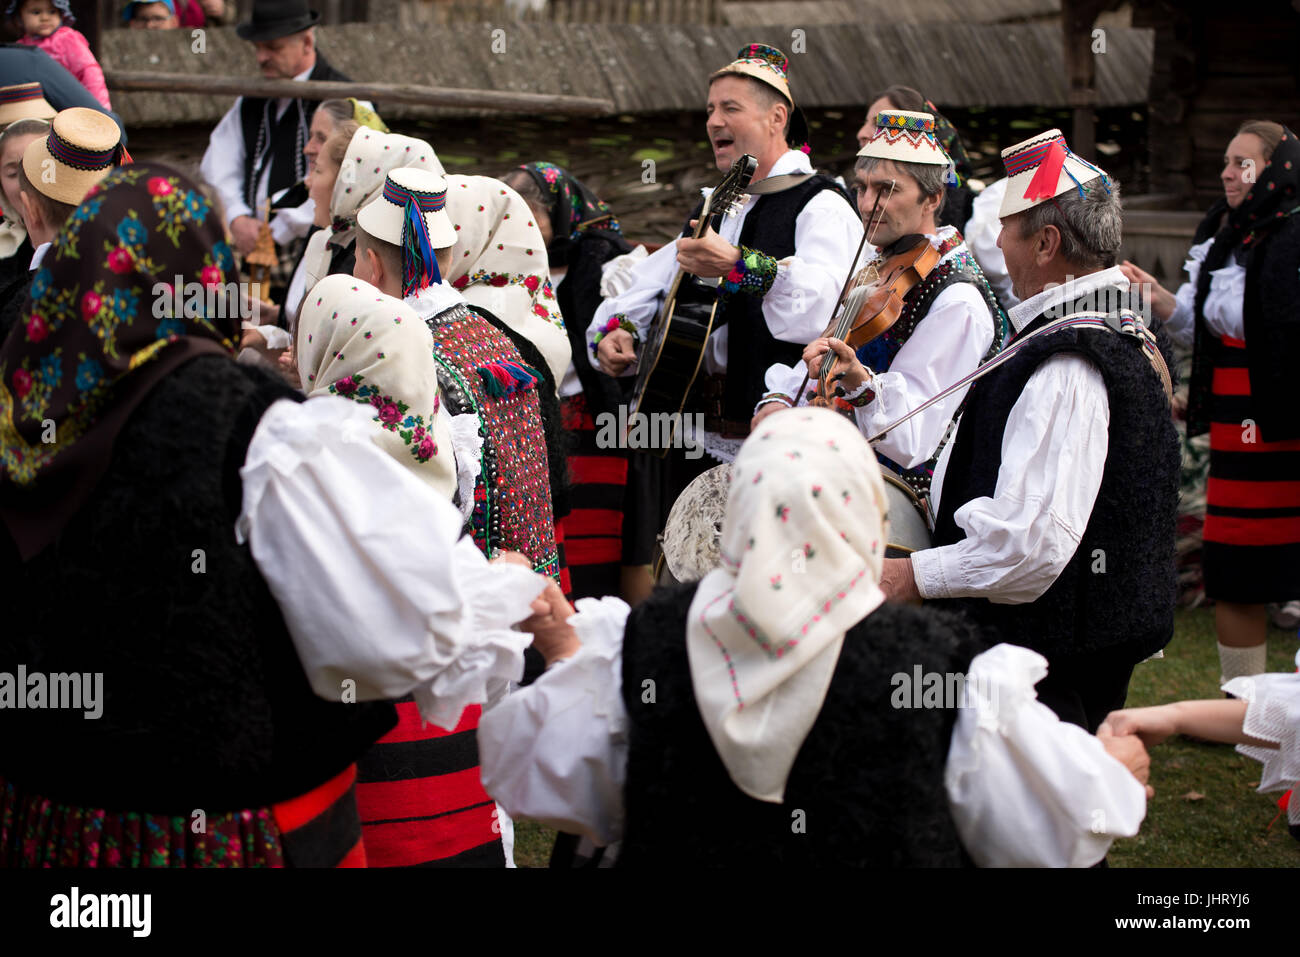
856, 110, 951, 167
998, 128, 1112, 219
0, 83, 56, 127
22, 108, 125, 206
710, 43, 810, 150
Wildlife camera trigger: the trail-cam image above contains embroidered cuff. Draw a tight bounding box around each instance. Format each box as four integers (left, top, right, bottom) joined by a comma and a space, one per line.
589, 314, 640, 355
719, 246, 778, 300
841, 370, 878, 408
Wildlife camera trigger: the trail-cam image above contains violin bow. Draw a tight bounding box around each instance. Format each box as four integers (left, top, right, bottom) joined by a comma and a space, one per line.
795, 178, 896, 405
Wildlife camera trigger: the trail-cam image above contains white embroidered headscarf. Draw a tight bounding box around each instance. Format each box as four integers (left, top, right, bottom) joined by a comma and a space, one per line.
686, 407, 889, 803
296, 274, 456, 500
444, 174, 571, 390
302, 129, 446, 292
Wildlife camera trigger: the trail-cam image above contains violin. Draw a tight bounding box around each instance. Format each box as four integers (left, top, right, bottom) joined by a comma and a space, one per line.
806, 183, 941, 407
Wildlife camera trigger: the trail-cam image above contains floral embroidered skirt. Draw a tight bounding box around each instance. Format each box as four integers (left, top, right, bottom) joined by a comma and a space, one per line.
0, 777, 283, 868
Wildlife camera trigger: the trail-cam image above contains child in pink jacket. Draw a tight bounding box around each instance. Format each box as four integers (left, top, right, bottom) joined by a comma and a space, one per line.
7, 0, 111, 110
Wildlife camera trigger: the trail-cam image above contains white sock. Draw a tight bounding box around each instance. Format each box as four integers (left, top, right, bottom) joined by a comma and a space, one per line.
1218, 641, 1267, 686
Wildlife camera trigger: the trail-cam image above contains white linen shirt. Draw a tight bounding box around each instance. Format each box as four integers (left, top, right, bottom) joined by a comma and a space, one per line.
1162, 237, 1246, 348
200, 65, 317, 246
762, 226, 996, 470
477, 599, 1145, 865
586, 149, 862, 461
910, 268, 1124, 604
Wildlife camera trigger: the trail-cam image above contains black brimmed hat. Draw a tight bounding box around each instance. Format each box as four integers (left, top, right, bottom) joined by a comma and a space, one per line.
236, 0, 320, 43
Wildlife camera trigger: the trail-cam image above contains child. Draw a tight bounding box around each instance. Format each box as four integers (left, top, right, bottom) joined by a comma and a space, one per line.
1104, 660, 1299, 840
7, 0, 111, 111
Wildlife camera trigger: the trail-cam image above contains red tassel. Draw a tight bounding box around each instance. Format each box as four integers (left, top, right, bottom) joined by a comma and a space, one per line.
1024, 139, 1067, 202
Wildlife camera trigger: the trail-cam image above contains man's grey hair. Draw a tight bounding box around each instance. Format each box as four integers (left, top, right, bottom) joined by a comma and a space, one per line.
854, 155, 947, 218
1014, 178, 1123, 269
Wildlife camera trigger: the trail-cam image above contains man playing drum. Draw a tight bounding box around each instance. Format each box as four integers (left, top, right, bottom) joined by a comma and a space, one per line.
879, 130, 1181, 734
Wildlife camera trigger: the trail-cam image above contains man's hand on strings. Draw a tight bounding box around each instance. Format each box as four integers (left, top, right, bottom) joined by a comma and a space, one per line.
803, 337, 870, 395
676, 221, 740, 279
597, 328, 638, 376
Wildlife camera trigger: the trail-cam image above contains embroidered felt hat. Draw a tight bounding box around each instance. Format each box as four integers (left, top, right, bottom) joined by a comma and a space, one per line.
357, 168, 456, 296
710, 43, 811, 151
998, 128, 1112, 218
236, 0, 320, 42
22, 107, 127, 206
0, 82, 56, 127
856, 110, 952, 167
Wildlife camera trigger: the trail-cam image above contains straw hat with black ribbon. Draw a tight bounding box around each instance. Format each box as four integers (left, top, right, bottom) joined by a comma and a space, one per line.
22, 108, 129, 206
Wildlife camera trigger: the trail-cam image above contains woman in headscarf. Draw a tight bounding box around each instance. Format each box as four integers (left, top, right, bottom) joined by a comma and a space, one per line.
479, 407, 1151, 867
444, 174, 571, 394
443, 174, 574, 588
294, 273, 523, 868
242, 99, 391, 358
301, 127, 445, 305
1121, 120, 1300, 690
0, 163, 544, 867
502, 162, 637, 603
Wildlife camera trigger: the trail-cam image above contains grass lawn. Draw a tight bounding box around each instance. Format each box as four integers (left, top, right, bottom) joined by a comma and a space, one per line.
1109, 606, 1298, 867
510, 606, 1299, 868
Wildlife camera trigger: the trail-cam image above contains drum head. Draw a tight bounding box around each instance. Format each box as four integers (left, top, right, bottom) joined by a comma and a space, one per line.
658, 463, 732, 584
882, 472, 932, 558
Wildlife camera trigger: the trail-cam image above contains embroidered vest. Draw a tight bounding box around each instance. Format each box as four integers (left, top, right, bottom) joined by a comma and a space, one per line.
0, 356, 397, 814
683, 175, 855, 422
852, 237, 1008, 495
618, 583, 982, 867
931, 300, 1180, 662
425, 303, 559, 578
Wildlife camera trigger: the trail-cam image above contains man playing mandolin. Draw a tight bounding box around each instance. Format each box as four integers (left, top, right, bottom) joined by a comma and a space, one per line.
755, 109, 1007, 499
588, 43, 860, 468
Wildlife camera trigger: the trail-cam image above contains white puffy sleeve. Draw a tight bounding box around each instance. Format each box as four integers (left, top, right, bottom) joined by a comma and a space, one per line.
587, 241, 679, 371
236, 396, 547, 730
1222, 673, 1300, 802
478, 596, 632, 847
199, 101, 252, 226
945, 644, 1147, 867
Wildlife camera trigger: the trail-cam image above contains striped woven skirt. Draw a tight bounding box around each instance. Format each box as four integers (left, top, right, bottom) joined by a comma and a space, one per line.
1203, 335, 1300, 603
0, 765, 366, 868
558, 393, 629, 600
355, 699, 505, 867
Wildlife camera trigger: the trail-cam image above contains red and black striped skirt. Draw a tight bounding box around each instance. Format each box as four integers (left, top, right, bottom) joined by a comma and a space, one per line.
1202, 335, 1300, 603
558, 393, 629, 600
355, 700, 505, 868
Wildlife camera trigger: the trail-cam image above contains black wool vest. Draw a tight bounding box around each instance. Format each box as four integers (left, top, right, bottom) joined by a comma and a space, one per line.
617, 582, 985, 867
684, 175, 854, 421
238, 56, 349, 210
0, 356, 396, 814
931, 303, 1181, 662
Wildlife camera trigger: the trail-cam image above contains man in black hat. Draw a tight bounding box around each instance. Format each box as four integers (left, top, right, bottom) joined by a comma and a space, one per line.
199, 0, 347, 261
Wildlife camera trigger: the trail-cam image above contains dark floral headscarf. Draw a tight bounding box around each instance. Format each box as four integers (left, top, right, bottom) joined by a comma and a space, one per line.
924, 99, 974, 186
517, 162, 622, 269
0, 162, 240, 559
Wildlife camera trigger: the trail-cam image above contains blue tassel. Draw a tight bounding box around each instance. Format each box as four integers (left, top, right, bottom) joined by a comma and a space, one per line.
401, 196, 439, 297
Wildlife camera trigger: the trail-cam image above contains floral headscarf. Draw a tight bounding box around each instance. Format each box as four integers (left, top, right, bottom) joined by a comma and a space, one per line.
686, 407, 888, 803
0, 162, 240, 559
924, 99, 973, 186
445, 174, 571, 390
516, 161, 622, 269
296, 274, 456, 500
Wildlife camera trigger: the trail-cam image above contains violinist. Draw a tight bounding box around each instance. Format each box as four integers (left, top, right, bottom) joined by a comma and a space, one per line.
881, 130, 1181, 736
754, 110, 1007, 497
